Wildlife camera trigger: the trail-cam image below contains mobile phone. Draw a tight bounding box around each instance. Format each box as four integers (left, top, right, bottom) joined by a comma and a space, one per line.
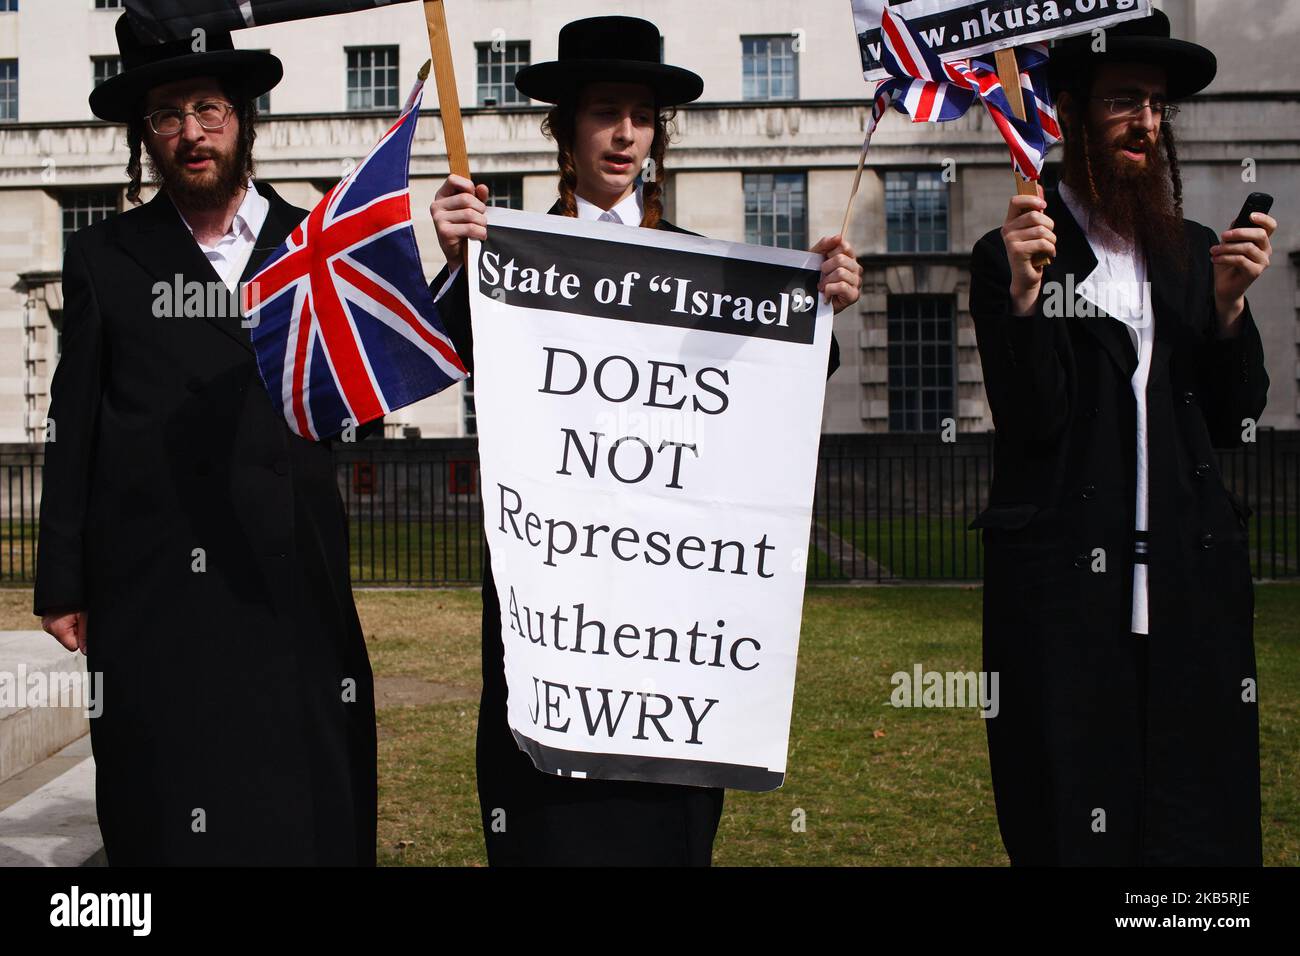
1231, 192, 1273, 230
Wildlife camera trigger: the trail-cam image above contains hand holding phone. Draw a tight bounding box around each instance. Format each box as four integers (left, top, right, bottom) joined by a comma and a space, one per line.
1231, 193, 1273, 230
1212, 192, 1276, 327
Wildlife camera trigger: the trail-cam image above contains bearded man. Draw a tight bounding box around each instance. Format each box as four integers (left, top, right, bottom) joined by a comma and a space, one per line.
968, 10, 1275, 865
34, 15, 377, 865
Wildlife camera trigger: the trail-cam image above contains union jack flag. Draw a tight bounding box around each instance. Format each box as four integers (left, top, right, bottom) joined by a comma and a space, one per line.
856, 4, 1061, 182
242, 77, 466, 441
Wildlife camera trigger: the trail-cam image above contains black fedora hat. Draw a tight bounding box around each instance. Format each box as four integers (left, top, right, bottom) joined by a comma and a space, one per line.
89, 14, 283, 123
1048, 8, 1216, 101
514, 16, 703, 106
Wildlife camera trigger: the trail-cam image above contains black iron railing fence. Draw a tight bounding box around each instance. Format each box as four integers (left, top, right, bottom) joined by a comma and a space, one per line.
3, 430, 1297, 585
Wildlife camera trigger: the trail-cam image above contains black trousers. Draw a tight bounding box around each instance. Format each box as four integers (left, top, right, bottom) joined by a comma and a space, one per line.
474, 560, 724, 866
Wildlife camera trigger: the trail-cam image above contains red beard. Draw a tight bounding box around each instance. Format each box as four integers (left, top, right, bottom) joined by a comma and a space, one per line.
1062, 120, 1188, 271
145, 139, 246, 211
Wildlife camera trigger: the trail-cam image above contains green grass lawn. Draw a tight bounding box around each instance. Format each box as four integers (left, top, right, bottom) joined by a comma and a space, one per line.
823, 516, 985, 580
352, 582, 1300, 867
348, 518, 485, 585
0, 520, 38, 582
1248, 513, 1300, 577
2, 580, 1294, 865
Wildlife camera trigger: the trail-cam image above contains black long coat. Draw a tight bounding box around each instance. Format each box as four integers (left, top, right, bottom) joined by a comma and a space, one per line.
431, 203, 839, 865
969, 188, 1267, 865
35, 182, 377, 865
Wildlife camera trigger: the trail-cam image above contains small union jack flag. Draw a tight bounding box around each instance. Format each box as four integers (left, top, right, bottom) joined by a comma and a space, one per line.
857, 5, 1061, 182
242, 76, 466, 441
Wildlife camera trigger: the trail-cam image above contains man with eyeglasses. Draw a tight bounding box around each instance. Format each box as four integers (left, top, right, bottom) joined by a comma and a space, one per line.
969, 10, 1274, 865
34, 15, 377, 865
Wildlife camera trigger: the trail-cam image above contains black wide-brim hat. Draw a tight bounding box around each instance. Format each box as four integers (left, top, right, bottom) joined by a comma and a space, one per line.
89, 14, 282, 123
1047, 8, 1216, 101
514, 16, 703, 107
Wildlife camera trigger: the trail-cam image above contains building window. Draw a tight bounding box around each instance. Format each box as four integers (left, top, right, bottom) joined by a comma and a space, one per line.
885, 170, 949, 253
94, 0, 124, 8
742, 35, 798, 101
0, 0, 18, 11
248, 50, 271, 112
463, 380, 476, 436
480, 174, 523, 210
476, 41, 529, 106
61, 189, 120, 251
743, 172, 806, 250
92, 56, 122, 88
0, 60, 15, 121
888, 295, 956, 432
346, 47, 399, 111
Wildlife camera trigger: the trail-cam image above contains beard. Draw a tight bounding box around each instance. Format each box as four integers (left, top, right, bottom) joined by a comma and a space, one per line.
145, 135, 247, 212
1061, 119, 1188, 271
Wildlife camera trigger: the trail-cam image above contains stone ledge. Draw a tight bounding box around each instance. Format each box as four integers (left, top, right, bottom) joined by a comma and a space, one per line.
0, 631, 91, 786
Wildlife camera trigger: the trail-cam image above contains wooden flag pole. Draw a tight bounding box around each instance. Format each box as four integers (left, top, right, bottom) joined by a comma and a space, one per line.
423, 0, 470, 179
994, 47, 1051, 267
839, 132, 872, 241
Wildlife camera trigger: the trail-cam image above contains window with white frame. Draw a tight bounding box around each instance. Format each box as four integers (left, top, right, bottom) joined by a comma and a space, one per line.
475, 41, 529, 106
61, 189, 120, 252
463, 380, 476, 436
92, 56, 122, 88
347, 47, 399, 111
887, 295, 956, 432
743, 171, 806, 250
742, 35, 799, 101
480, 175, 524, 210
0, 60, 17, 121
885, 170, 949, 253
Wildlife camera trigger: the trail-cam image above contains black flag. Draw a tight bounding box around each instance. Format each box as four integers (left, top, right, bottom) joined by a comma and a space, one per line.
124, 0, 417, 43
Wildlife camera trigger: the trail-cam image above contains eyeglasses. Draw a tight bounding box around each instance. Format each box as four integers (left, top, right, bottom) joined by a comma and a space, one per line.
1093, 96, 1180, 124
144, 101, 235, 136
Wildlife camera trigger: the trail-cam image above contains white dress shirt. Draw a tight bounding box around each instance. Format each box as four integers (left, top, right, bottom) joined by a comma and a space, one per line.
575, 183, 644, 225
178, 182, 269, 292
1059, 181, 1154, 636
435, 183, 646, 301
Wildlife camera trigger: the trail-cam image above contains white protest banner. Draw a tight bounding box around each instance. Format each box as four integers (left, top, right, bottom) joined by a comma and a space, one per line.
466, 208, 833, 791
854, 0, 1152, 81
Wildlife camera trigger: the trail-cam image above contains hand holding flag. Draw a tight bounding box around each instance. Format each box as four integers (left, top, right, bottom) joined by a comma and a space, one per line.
843, 2, 1062, 259
860, 3, 1061, 182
